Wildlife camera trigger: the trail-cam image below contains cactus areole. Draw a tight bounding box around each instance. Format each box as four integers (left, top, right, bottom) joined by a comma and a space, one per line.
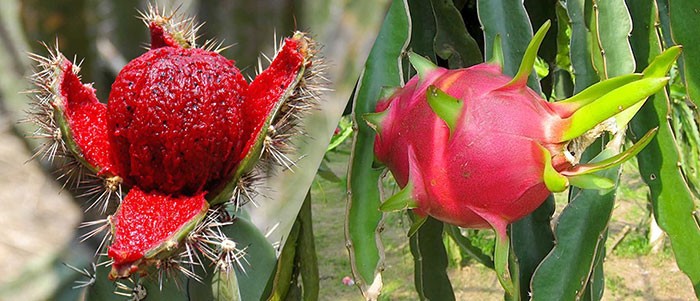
29, 8, 321, 281
366, 22, 676, 238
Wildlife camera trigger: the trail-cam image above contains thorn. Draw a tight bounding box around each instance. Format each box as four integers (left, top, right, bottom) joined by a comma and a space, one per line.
78, 218, 112, 257
63, 262, 97, 289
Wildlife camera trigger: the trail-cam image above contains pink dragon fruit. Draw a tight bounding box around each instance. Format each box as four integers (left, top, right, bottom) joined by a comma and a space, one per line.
27, 6, 322, 282
365, 21, 678, 238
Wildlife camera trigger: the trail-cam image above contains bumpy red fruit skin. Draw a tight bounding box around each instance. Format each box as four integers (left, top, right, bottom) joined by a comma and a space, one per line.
374, 63, 569, 230
108, 187, 208, 278
107, 47, 248, 195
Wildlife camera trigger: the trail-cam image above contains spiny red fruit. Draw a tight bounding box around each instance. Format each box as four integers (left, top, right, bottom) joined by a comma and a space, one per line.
108, 46, 248, 195
108, 187, 208, 279
30, 8, 317, 280
368, 23, 674, 237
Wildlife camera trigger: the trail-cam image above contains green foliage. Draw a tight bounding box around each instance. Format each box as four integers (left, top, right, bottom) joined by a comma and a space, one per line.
628, 1, 700, 296
613, 232, 651, 258
345, 0, 411, 297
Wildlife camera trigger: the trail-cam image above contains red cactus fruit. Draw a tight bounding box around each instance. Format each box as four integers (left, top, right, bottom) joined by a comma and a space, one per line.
107, 46, 249, 195
28, 6, 321, 281
365, 22, 678, 239
108, 188, 208, 279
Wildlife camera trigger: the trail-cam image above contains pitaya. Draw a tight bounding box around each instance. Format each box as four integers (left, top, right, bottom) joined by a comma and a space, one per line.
365, 21, 678, 239
27, 6, 323, 283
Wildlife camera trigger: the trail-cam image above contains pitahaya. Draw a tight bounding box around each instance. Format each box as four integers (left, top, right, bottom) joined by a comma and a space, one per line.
27, 6, 323, 283
365, 21, 678, 240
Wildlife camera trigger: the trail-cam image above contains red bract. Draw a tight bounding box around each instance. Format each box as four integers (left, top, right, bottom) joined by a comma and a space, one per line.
28, 7, 322, 281
367, 22, 675, 238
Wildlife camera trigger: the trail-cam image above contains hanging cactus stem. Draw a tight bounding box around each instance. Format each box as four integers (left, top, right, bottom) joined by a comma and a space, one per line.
493, 232, 517, 299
